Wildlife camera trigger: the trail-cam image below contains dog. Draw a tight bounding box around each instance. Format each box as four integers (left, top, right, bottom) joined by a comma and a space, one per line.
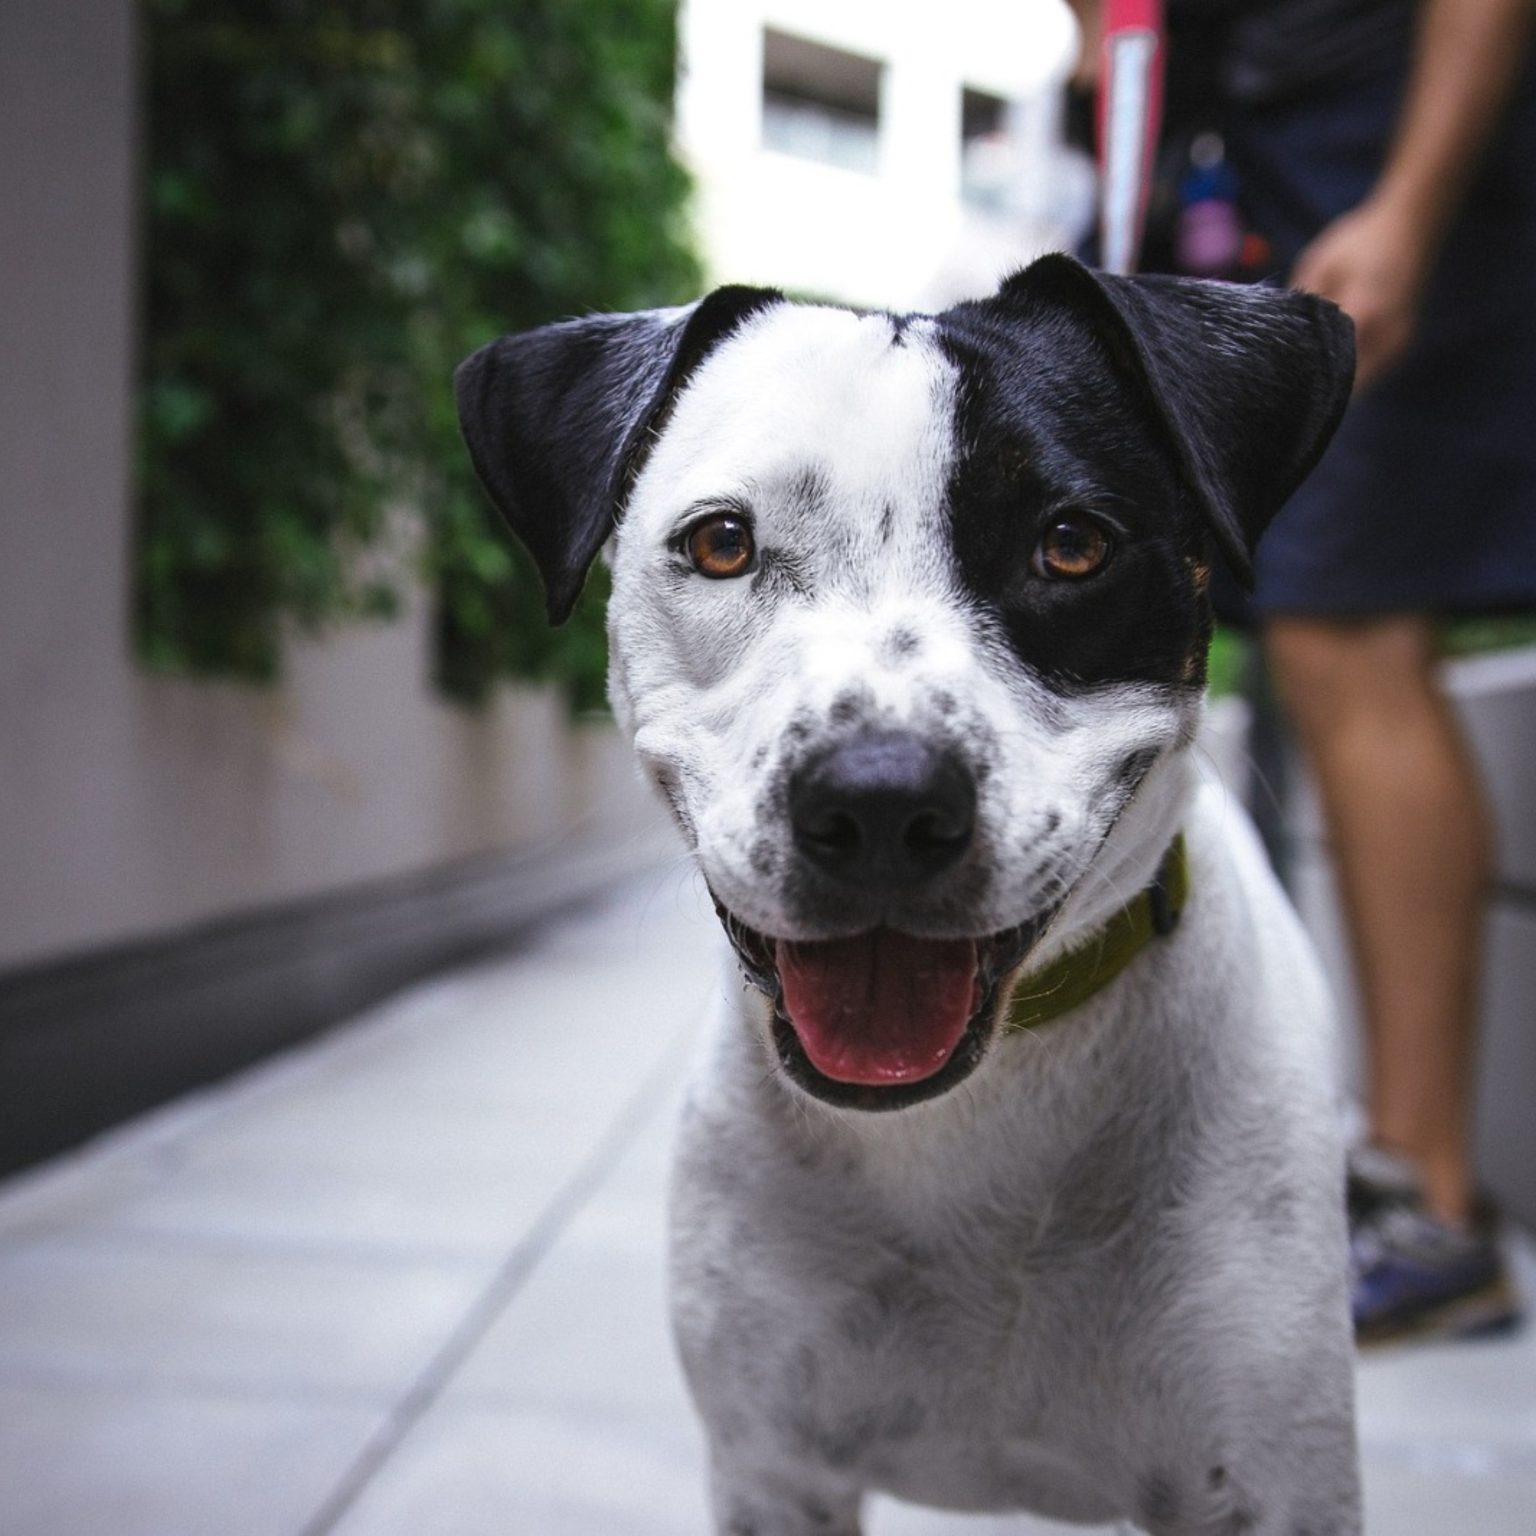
455, 253, 1362, 1536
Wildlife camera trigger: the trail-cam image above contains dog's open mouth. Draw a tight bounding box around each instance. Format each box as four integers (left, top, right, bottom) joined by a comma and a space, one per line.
714, 903, 1046, 1110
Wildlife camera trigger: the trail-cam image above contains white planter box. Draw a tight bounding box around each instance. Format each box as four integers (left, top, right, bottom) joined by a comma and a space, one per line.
1285, 645, 1536, 1229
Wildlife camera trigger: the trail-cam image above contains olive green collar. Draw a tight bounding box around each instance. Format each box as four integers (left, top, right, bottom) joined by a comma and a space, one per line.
1005, 835, 1189, 1033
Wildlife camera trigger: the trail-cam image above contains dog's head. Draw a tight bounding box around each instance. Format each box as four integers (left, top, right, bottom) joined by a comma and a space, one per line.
456, 255, 1353, 1111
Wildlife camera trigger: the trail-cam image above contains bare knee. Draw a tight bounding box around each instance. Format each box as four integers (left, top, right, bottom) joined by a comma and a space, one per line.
1264, 615, 1436, 736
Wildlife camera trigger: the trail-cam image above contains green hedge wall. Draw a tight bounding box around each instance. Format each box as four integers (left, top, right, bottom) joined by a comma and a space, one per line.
136, 0, 701, 709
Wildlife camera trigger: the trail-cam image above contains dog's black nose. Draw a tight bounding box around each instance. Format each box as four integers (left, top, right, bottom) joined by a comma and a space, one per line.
790, 732, 976, 888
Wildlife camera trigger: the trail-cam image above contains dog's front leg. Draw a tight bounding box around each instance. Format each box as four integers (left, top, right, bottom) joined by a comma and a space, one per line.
709, 1457, 864, 1536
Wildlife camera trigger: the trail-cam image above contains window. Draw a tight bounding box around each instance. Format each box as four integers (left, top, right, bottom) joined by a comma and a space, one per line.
961, 87, 1011, 210
761, 29, 882, 174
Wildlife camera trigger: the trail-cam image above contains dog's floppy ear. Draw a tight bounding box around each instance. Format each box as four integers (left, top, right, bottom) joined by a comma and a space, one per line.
454, 284, 783, 623
1000, 254, 1355, 586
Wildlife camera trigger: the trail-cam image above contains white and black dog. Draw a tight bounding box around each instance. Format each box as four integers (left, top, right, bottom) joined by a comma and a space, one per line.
456, 254, 1361, 1536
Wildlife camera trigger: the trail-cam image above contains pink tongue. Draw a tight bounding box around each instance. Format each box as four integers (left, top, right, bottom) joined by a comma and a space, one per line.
776, 931, 980, 1086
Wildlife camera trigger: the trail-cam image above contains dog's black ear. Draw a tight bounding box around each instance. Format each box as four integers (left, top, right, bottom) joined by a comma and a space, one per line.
454, 284, 783, 623
999, 254, 1355, 586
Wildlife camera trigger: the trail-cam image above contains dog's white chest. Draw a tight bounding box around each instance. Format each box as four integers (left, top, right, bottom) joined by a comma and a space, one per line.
669, 988, 1208, 1523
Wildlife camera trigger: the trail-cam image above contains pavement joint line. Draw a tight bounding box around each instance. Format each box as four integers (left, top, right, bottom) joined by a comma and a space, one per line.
292, 997, 705, 1536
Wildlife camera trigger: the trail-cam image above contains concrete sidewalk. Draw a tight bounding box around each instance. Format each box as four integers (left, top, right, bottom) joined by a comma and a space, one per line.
1, 871, 1533, 1535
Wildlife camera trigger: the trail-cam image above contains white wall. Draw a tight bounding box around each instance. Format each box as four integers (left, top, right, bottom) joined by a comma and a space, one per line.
0, 0, 667, 974
677, 0, 1079, 309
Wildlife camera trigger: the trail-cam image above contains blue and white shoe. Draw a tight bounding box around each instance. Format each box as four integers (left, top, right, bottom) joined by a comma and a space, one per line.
1348, 1145, 1523, 1347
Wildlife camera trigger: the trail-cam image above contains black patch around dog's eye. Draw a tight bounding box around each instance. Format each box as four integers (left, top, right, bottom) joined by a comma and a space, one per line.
936, 314, 1212, 693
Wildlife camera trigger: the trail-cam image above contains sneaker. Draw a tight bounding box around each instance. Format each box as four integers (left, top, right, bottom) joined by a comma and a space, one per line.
1346, 1142, 1422, 1229
1347, 1146, 1523, 1347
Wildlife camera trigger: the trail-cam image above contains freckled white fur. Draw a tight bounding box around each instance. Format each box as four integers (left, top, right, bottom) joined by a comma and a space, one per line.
601, 305, 1360, 1534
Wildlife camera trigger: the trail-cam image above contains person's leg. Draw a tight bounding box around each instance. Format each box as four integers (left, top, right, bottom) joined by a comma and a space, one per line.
1264, 614, 1490, 1228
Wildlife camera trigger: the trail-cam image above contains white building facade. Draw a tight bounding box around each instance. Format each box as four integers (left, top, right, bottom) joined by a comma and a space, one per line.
676, 0, 1084, 311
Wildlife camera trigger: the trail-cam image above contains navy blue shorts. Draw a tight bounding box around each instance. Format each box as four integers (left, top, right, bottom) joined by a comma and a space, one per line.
1223, 61, 1536, 619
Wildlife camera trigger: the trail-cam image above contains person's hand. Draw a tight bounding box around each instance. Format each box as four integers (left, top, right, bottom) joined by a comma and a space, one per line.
1290, 198, 1434, 392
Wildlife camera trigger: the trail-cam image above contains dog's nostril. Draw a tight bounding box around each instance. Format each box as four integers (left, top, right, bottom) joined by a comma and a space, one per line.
905, 808, 969, 858
801, 808, 862, 858
789, 732, 976, 889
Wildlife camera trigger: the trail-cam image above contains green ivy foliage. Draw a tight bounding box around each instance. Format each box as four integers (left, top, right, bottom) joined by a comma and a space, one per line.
137, 0, 701, 709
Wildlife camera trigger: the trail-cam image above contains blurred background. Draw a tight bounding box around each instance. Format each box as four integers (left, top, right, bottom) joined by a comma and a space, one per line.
2, 1, 1535, 1533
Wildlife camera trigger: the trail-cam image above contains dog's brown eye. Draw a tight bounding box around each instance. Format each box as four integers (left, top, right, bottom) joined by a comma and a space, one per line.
1032, 514, 1111, 580
685, 514, 755, 579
